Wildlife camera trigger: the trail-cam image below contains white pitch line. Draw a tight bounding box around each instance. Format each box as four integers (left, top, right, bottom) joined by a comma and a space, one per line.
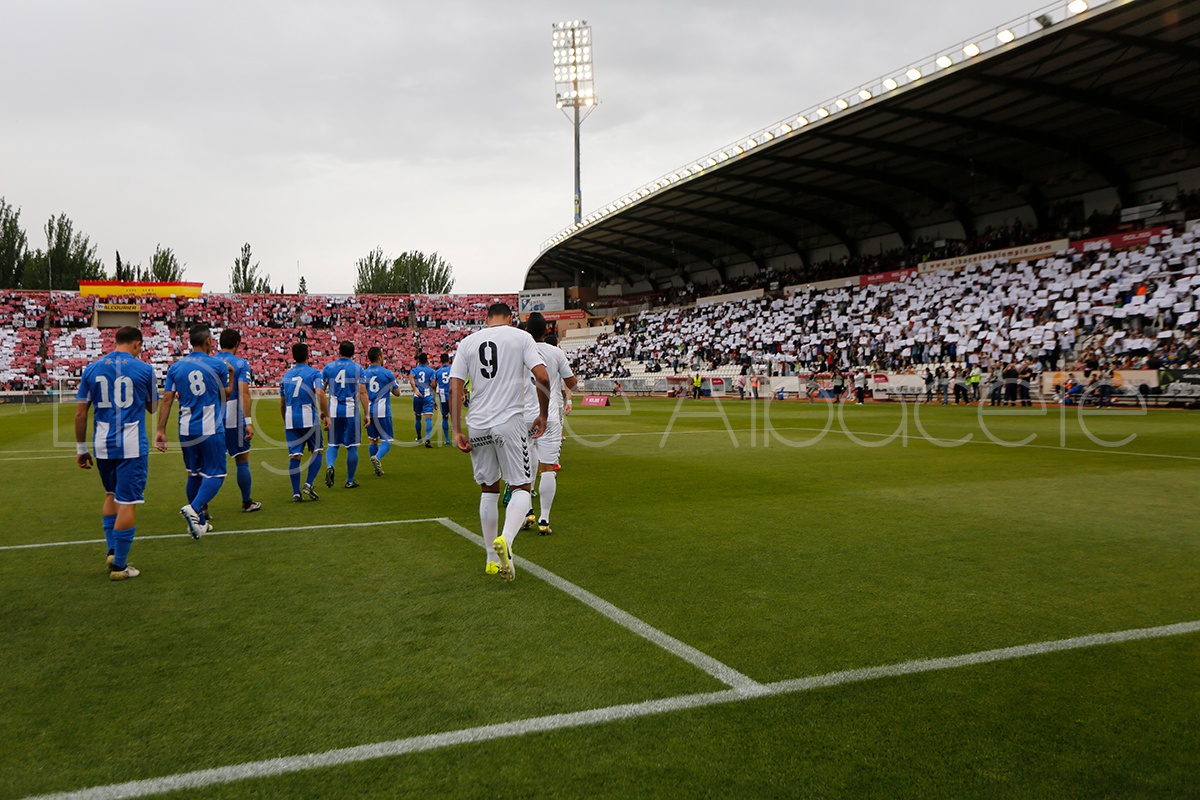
0, 518, 443, 552
23, 619, 1200, 800
436, 517, 763, 693
567, 424, 1200, 462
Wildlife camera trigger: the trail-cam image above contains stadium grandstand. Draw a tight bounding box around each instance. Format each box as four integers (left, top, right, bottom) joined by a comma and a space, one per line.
0, 291, 515, 394
521, 0, 1199, 402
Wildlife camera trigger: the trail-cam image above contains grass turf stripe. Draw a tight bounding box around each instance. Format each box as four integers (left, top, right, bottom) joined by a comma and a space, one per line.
22, 619, 1200, 800
437, 517, 764, 693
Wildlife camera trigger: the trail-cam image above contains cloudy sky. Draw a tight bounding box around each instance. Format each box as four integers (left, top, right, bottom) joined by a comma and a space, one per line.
2, 0, 1040, 295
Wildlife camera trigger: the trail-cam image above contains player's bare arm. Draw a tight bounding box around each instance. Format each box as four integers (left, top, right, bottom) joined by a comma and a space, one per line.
530, 364, 551, 438
358, 382, 370, 421
155, 390, 176, 452
74, 400, 93, 469
241, 380, 254, 440
318, 387, 330, 429
564, 374, 578, 414
450, 377, 470, 452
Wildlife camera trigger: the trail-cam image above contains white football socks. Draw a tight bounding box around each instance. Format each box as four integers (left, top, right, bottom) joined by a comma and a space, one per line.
480, 492, 500, 562
538, 471, 557, 522
503, 489, 532, 548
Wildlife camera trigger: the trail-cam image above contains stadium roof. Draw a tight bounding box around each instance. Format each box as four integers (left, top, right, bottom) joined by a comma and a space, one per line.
523, 0, 1200, 291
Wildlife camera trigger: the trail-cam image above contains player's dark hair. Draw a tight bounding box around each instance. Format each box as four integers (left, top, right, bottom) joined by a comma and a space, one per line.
486, 302, 512, 319
114, 326, 143, 345
367, 347, 382, 363
292, 343, 309, 363
440, 353, 450, 364
526, 312, 547, 341
338, 341, 354, 358
219, 328, 241, 350
544, 334, 558, 347
417, 352, 428, 365
189, 324, 212, 348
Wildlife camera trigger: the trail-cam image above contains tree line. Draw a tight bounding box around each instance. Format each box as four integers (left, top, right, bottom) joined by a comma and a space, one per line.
1, 197, 455, 295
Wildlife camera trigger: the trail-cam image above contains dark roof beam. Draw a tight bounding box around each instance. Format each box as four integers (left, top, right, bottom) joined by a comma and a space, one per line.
760, 154, 976, 237
717, 174, 912, 246
883, 107, 1135, 207
969, 74, 1199, 142
674, 187, 856, 257
811, 131, 1048, 230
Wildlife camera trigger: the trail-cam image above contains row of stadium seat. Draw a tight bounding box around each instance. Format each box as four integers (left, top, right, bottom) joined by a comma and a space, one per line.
568, 234, 1198, 381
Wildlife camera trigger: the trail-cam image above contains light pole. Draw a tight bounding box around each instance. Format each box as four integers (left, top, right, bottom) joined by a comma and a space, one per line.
551, 20, 597, 225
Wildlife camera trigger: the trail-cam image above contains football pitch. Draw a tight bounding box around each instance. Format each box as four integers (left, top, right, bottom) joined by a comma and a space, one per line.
2, 397, 1198, 799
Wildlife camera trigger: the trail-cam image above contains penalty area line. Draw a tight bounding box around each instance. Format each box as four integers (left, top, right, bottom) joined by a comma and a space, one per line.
0, 518, 444, 552
22, 619, 1200, 800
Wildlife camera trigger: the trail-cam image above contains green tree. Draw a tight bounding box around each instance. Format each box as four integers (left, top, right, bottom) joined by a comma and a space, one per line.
392, 250, 454, 294
150, 244, 186, 281
229, 242, 272, 293
353, 248, 455, 294
21, 214, 106, 289
114, 251, 146, 281
297, 275, 308, 294
0, 198, 28, 289
353, 247, 392, 294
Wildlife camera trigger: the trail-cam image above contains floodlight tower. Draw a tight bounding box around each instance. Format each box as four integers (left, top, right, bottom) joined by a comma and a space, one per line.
551, 20, 597, 225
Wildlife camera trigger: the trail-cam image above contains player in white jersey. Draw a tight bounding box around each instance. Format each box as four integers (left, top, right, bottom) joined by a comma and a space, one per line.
523, 313, 578, 536
449, 302, 550, 582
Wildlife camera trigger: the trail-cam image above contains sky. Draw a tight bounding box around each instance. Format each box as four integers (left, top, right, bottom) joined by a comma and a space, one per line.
1, 0, 1042, 295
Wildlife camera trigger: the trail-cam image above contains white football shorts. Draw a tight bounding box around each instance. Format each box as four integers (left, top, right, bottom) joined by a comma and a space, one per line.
532, 418, 563, 467
468, 414, 533, 487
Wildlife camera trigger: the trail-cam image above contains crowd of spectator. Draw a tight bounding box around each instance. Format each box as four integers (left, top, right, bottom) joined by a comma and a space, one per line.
568, 230, 1198, 380
0, 292, 515, 390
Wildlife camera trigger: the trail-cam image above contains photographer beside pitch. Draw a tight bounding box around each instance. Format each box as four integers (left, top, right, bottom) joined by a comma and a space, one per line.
448, 302, 550, 583
75, 326, 158, 581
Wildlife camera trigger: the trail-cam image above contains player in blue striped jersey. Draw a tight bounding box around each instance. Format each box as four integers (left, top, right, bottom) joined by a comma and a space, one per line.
434, 353, 452, 446
155, 324, 233, 539
215, 328, 261, 513
280, 343, 328, 502
321, 341, 369, 488
363, 347, 401, 476
409, 352, 436, 448
75, 326, 158, 581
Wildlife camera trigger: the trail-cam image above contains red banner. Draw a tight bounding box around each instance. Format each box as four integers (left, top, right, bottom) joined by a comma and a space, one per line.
580, 395, 610, 407
1069, 227, 1171, 253
80, 280, 203, 298
860, 268, 917, 287
541, 309, 587, 321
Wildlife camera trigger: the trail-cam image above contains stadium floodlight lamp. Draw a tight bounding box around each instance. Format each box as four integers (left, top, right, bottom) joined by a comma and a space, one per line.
706, 157, 718, 166
779, 123, 792, 134
883, 77, 899, 91
997, 29, 1015, 43
744, 138, 757, 149
816, 107, 829, 118
858, 89, 872, 100
796, 115, 809, 126
835, 98, 849, 110
732, 145, 744, 155
936, 55, 953, 69
551, 20, 598, 226
906, 67, 922, 81
1067, 0, 1088, 13
963, 43, 981, 57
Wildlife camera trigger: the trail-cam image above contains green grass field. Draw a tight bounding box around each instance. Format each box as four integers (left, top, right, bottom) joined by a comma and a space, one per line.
2, 397, 1198, 799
